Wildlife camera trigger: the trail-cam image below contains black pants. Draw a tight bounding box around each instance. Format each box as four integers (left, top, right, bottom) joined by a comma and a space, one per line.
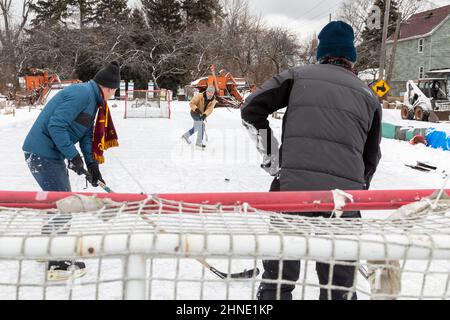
257, 177, 360, 300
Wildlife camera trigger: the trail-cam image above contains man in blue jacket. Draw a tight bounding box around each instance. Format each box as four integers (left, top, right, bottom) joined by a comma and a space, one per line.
23, 61, 120, 281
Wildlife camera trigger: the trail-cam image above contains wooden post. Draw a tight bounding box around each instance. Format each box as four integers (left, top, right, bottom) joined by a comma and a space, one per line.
379, 0, 392, 81
386, 13, 402, 86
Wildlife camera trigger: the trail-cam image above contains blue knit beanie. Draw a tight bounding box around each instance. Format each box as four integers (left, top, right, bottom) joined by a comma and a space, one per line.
316, 21, 357, 63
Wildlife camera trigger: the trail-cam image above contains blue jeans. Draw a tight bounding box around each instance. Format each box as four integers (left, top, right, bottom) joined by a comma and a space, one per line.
183, 112, 204, 145
24, 152, 72, 235
24, 152, 71, 192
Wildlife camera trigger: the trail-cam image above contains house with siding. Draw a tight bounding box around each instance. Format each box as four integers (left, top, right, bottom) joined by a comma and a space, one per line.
386, 5, 450, 96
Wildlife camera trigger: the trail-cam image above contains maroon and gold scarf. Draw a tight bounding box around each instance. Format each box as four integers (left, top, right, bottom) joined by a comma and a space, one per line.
92, 89, 119, 164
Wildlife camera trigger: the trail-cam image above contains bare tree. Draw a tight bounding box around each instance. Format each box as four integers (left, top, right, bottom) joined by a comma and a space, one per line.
338, 0, 373, 44
24, 26, 99, 80
216, 0, 301, 85
147, 32, 191, 89
397, 0, 437, 20
0, 0, 34, 90
262, 27, 300, 74
183, 24, 224, 81
8, 0, 303, 92
338, 0, 433, 75
220, 0, 261, 75
338, 0, 432, 43
115, 26, 192, 89
297, 33, 318, 66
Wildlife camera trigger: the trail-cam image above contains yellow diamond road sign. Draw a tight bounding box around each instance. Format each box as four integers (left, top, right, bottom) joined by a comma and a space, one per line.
372, 79, 391, 98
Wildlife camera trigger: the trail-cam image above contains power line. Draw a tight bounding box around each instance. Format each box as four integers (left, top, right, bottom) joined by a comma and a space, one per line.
291, 0, 330, 23
283, 1, 344, 37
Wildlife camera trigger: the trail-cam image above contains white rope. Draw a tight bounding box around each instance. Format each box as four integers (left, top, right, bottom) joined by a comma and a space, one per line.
331, 189, 354, 218
0, 195, 449, 300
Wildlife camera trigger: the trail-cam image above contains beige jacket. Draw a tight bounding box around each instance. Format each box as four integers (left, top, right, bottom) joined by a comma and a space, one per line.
189, 93, 217, 117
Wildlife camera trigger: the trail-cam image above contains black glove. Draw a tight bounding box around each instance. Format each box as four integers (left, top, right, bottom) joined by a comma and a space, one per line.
201, 114, 207, 121
87, 162, 105, 187
68, 154, 85, 175
194, 107, 201, 114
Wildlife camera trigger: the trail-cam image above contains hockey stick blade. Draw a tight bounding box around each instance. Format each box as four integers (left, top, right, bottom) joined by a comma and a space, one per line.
210, 266, 260, 279
404, 164, 431, 172
85, 176, 258, 281
416, 162, 437, 171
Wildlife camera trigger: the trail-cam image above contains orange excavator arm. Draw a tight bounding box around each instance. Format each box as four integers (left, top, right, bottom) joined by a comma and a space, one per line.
189, 64, 254, 108
208, 64, 221, 94
221, 70, 243, 104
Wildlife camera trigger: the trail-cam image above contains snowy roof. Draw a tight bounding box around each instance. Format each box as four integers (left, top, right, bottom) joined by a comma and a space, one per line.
427, 68, 450, 74
388, 5, 450, 42
190, 77, 208, 86
358, 68, 379, 82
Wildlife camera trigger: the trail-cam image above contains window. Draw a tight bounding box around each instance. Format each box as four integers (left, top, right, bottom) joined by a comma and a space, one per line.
418, 38, 424, 53
419, 66, 425, 79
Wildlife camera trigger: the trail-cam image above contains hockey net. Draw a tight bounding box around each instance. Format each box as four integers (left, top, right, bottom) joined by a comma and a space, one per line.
124, 90, 171, 119
0, 189, 449, 300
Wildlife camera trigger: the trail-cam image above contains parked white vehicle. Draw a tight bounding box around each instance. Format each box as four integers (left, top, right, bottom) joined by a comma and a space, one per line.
401, 78, 450, 122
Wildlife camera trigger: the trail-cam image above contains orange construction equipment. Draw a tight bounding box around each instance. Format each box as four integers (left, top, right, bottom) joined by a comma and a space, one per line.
16, 68, 80, 106
189, 65, 256, 108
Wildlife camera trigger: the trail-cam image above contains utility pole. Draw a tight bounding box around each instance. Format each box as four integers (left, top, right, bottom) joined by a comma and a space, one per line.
329, 14, 332, 22
379, 0, 391, 81
386, 13, 402, 86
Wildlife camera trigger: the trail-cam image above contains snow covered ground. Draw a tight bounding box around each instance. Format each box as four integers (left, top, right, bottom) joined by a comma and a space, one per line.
0, 99, 449, 300
383, 108, 450, 133
2, 102, 448, 194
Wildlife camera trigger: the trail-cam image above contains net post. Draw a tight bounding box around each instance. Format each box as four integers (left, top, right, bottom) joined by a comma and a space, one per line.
124, 90, 128, 119
168, 89, 172, 119
125, 254, 147, 300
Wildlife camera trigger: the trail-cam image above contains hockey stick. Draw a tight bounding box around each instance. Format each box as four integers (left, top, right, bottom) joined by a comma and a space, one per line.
80, 168, 114, 193
359, 265, 369, 280
200, 260, 259, 279
81, 170, 260, 280
202, 119, 208, 143
95, 180, 113, 193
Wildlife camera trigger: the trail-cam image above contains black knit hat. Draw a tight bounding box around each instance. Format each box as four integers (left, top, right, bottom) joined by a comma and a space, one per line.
93, 61, 121, 89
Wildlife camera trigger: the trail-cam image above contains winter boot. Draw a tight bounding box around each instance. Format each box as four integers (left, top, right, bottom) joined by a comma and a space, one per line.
47, 260, 87, 281
195, 144, 206, 150
181, 135, 191, 144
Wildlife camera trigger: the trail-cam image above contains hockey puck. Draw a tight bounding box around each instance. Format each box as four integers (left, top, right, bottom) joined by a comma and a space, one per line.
225, 178, 230, 182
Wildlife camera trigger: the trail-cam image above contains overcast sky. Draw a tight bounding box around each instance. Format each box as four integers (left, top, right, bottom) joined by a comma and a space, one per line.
126, 0, 345, 37
8, 0, 450, 38
130, 0, 450, 39
244, 0, 450, 39
245, 0, 343, 38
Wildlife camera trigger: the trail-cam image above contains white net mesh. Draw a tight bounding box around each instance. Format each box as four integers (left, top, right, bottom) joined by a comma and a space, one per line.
124, 90, 170, 119
0, 193, 449, 300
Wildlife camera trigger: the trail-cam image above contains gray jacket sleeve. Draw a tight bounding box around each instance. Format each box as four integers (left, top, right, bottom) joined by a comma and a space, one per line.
241, 69, 294, 130
241, 69, 294, 167
363, 104, 382, 189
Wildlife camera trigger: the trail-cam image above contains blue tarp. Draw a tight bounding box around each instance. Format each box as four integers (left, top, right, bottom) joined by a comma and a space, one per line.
425, 128, 450, 151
